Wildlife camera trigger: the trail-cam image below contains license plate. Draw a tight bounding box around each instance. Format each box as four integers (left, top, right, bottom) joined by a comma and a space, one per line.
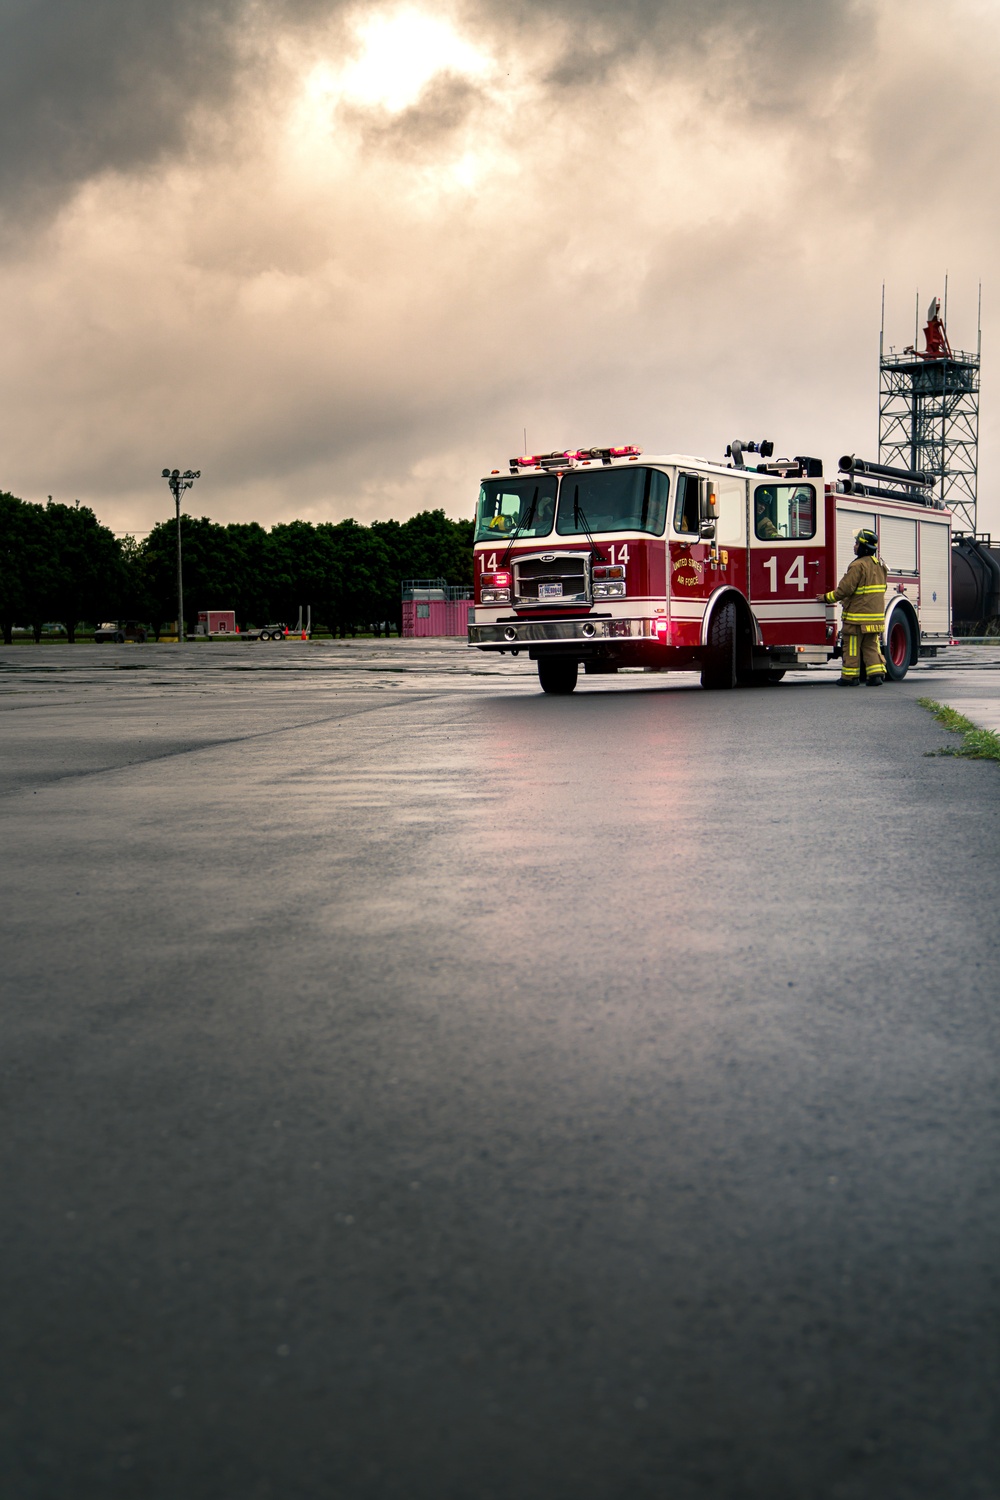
538, 582, 563, 599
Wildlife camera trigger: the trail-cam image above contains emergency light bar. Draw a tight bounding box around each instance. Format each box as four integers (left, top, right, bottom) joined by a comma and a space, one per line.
508, 445, 641, 474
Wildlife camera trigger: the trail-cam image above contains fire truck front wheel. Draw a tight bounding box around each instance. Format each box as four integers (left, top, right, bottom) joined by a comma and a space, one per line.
537, 656, 579, 695
701, 601, 738, 690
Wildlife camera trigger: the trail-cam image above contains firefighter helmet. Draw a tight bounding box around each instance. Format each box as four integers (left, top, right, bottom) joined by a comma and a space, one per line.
855, 528, 878, 555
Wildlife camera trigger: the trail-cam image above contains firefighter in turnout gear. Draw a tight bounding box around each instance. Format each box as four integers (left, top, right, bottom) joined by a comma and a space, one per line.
821, 528, 888, 686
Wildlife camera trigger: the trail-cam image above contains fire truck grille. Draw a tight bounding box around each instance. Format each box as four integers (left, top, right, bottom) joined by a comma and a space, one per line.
513, 555, 589, 607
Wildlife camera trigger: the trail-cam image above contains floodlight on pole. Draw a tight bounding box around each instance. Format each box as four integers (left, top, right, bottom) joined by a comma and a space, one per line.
161, 468, 201, 642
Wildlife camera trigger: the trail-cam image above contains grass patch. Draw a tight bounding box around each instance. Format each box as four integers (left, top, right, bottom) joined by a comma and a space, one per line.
917, 697, 1000, 761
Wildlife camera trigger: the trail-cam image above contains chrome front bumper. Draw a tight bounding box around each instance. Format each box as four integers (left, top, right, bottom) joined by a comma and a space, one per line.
469, 616, 654, 646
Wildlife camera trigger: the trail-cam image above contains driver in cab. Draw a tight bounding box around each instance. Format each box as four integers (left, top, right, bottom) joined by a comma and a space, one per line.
755, 497, 780, 539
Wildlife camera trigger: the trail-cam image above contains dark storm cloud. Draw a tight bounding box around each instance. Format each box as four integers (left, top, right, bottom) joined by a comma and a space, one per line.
0, 0, 240, 214
525, 0, 861, 50
479, 0, 870, 89
0, 0, 359, 219
355, 73, 481, 153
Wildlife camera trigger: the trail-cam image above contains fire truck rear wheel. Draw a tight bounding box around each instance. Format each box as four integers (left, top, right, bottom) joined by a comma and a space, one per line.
701, 601, 738, 690
884, 613, 912, 681
538, 657, 579, 695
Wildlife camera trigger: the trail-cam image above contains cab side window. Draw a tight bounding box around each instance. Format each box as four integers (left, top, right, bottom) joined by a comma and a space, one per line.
673, 472, 700, 534
754, 484, 816, 540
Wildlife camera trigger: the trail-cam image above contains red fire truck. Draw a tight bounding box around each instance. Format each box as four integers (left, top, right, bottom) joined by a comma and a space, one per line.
467, 441, 952, 692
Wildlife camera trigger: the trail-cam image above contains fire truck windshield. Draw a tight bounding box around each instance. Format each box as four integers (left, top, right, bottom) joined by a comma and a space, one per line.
475, 477, 557, 542
556, 467, 670, 537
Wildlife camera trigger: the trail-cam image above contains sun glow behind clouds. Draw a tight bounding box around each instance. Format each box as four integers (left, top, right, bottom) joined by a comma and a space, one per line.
307, 7, 490, 115
287, 8, 504, 198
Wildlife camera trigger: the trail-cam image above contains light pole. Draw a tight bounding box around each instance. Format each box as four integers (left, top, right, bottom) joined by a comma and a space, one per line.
161, 468, 200, 643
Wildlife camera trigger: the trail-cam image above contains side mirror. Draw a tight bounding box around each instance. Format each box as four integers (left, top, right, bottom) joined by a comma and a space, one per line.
698, 481, 719, 536
699, 519, 716, 541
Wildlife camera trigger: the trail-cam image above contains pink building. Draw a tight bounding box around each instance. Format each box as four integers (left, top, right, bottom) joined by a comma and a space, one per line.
401, 582, 474, 638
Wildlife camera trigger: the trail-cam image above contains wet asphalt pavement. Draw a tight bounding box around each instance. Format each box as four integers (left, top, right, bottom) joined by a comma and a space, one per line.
2, 641, 999, 1500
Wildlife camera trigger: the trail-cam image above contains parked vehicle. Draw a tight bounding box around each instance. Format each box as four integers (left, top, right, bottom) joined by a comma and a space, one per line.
244, 610, 312, 641
94, 620, 148, 643
195, 610, 237, 636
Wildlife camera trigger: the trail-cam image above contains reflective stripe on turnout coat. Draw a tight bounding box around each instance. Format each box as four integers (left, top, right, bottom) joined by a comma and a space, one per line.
825, 554, 888, 631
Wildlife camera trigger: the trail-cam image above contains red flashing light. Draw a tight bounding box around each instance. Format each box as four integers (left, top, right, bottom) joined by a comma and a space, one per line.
652, 617, 669, 641
508, 444, 642, 471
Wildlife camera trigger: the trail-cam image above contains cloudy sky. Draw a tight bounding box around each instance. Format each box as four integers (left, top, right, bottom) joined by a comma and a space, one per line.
1, 0, 997, 534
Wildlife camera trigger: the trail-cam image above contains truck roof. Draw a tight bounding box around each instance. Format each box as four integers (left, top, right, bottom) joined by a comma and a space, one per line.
481, 453, 737, 482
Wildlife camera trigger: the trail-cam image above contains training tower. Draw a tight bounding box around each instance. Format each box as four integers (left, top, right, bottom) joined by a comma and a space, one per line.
879, 287, 981, 533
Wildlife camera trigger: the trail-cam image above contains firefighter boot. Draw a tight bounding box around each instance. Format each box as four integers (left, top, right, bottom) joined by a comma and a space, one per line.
861, 629, 886, 686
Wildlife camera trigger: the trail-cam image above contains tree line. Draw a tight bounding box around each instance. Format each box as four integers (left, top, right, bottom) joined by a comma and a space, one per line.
0, 492, 474, 642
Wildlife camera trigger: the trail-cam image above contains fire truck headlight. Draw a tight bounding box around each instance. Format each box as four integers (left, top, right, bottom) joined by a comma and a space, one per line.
592, 564, 625, 598
480, 571, 511, 604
